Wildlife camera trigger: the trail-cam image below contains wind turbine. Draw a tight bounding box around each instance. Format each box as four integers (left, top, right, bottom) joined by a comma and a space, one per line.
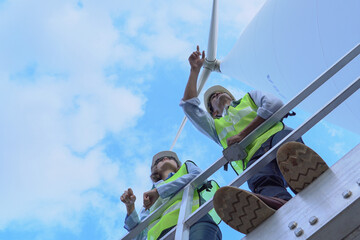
170, 0, 220, 150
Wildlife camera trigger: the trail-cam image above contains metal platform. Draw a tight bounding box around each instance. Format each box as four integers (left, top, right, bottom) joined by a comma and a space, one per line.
243, 144, 360, 240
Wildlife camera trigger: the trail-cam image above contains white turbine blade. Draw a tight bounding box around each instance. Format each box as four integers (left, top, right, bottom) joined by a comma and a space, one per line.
170, 116, 187, 151
207, 0, 219, 61
197, 67, 212, 95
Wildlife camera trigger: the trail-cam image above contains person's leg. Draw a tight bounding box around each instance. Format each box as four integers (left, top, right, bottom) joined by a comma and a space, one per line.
213, 130, 328, 235
189, 214, 222, 240
247, 129, 305, 200
213, 131, 298, 235
247, 156, 292, 200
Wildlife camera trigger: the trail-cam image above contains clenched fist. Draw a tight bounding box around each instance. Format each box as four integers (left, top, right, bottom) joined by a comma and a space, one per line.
143, 188, 159, 210
121, 188, 136, 215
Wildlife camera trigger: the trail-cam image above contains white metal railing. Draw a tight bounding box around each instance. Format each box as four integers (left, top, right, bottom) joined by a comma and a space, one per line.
120, 43, 360, 240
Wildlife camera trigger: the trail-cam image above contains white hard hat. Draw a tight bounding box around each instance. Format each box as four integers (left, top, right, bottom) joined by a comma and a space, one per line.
203, 85, 235, 113
152, 151, 181, 168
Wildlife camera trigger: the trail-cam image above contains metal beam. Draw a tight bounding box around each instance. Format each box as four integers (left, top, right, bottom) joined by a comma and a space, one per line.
174, 185, 194, 240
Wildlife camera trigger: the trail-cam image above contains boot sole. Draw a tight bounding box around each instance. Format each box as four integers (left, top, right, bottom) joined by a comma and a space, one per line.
213, 187, 275, 234
277, 142, 329, 193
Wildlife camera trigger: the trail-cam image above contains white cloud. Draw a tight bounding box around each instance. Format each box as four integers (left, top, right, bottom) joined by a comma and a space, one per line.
329, 142, 347, 157
0, 73, 144, 230
0, 0, 268, 238
321, 121, 344, 137
0, 0, 145, 234
0, 0, 266, 73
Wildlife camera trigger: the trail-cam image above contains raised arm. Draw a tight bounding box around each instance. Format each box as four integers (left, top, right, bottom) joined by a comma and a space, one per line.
183, 45, 205, 100
180, 46, 221, 145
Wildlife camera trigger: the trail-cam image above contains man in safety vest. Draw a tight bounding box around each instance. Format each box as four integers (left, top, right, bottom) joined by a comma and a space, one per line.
121, 150, 222, 240
180, 46, 329, 234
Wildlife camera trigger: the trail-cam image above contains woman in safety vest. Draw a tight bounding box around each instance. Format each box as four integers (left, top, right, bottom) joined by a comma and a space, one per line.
121, 150, 222, 240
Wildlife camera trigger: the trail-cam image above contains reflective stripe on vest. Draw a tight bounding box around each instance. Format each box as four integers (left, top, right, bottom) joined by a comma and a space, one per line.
147, 161, 200, 240
214, 93, 284, 174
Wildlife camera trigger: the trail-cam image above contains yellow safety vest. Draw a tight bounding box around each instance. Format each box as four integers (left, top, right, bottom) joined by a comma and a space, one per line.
147, 161, 200, 240
214, 93, 284, 174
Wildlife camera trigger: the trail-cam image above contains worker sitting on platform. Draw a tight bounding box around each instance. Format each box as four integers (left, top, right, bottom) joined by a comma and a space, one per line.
121, 150, 222, 240
180, 46, 329, 234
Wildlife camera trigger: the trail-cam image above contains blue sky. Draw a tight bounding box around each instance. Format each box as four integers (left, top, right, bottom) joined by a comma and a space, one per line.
0, 0, 359, 240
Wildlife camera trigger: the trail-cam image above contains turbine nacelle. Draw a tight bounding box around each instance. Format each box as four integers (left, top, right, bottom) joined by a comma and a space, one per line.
203, 58, 221, 73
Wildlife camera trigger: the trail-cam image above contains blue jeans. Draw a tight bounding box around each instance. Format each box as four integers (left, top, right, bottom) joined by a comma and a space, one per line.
189, 214, 222, 240
247, 129, 304, 201
158, 214, 222, 240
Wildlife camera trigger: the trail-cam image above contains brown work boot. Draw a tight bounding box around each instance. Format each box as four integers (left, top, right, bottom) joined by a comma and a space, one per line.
277, 142, 329, 193
213, 187, 287, 234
